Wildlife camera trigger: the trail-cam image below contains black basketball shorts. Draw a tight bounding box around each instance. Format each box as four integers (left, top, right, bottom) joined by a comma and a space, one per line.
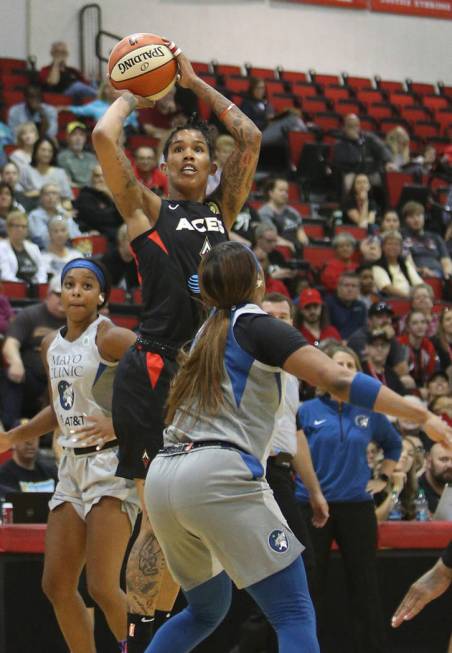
113, 346, 178, 480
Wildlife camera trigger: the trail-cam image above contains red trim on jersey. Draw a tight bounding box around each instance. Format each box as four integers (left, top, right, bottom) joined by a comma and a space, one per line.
130, 246, 142, 285
146, 352, 164, 389
148, 230, 169, 255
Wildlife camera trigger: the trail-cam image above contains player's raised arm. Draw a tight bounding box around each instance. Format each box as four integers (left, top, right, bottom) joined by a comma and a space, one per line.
92, 91, 161, 239
173, 48, 261, 228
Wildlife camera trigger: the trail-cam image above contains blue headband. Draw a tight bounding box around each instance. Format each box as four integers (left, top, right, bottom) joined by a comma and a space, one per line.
61, 259, 106, 291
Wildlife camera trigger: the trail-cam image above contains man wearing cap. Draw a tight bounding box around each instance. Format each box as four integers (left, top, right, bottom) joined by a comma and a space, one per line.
1, 278, 66, 430
361, 329, 407, 395
298, 288, 341, 346
57, 122, 97, 188
348, 301, 411, 387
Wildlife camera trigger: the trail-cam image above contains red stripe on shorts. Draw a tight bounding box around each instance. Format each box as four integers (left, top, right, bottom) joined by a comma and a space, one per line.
146, 352, 164, 389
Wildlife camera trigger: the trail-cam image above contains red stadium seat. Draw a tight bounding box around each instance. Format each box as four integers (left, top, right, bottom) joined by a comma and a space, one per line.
312, 112, 342, 131
439, 85, 452, 100
133, 288, 143, 305
110, 314, 139, 330
37, 283, 49, 300
279, 71, 308, 84
356, 90, 385, 106
191, 61, 210, 74
335, 225, 367, 240
367, 103, 394, 120
323, 86, 350, 102
386, 171, 413, 208
2, 90, 24, 107
312, 73, 340, 86
358, 115, 379, 131
424, 277, 443, 300
387, 298, 411, 316
291, 83, 319, 99
433, 109, 452, 135
344, 76, 373, 90
0, 73, 29, 88
422, 95, 449, 111
287, 182, 301, 202
407, 81, 436, 96
376, 79, 404, 93
379, 118, 409, 134
302, 96, 329, 113
303, 223, 324, 239
400, 106, 431, 123
303, 245, 334, 269
42, 93, 71, 106
247, 67, 275, 80
109, 288, 127, 303
287, 131, 316, 169
214, 63, 242, 76
224, 76, 249, 94
333, 99, 361, 116
412, 121, 440, 140
0, 58, 27, 73
265, 81, 286, 98
72, 235, 108, 256
389, 92, 416, 107
271, 94, 296, 112
0, 281, 27, 298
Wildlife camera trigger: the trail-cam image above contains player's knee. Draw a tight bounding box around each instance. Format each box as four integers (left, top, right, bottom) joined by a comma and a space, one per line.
87, 576, 118, 610
42, 571, 75, 604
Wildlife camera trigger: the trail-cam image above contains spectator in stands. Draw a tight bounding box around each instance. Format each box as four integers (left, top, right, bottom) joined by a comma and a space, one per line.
342, 173, 378, 228
430, 395, 452, 426
28, 183, 81, 249
418, 443, 452, 513
68, 80, 139, 131
296, 343, 401, 653
39, 41, 96, 100
19, 138, 72, 200
0, 120, 13, 168
356, 262, 379, 309
375, 437, 418, 521
73, 164, 122, 243
402, 200, 452, 281
399, 283, 439, 338
385, 126, 411, 171
0, 211, 47, 284
297, 287, 341, 346
325, 271, 367, 339
253, 223, 295, 279
56, 121, 97, 188
426, 371, 450, 404
348, 300, 411, 386
229, 201, 261, 246
321, 232, 357, 293
101, 223, 139, 290
258, 177, 309, 250
0, 436, 57, 493
332, 113, 392, 193
140, 86, 186, 144
0, 286, 13, 338
0, 181, 20, 237
41, 215, 80, 278
1, 162, 26, 201
372, 231, 423, 298
7, 85, 57, 140
252, 246, 290, 298
431, 307, 452, 376
1, 276, 65, 429
379, 209, 400, 235
132, 146, 168, 196
398, 310, 436, 393
359, 234, 382, 264
361, 330, 407, 395
9, 121, 39, 172
206, 134, 235, 195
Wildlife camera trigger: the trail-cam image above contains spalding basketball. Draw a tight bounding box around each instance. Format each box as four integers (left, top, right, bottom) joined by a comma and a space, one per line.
108, 33, 177, 100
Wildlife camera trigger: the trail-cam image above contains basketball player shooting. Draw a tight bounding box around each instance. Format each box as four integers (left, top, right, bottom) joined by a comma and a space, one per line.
92, 39, 261, 652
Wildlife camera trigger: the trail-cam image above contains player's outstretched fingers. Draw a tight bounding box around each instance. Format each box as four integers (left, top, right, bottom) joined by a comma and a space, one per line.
391, 585, 427, 627
162, 39, 182, 57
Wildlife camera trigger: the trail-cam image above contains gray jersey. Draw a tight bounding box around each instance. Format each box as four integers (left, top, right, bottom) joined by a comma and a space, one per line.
164, 304, 285, 464
271, 373, 299, 457
48, 315, 117, 447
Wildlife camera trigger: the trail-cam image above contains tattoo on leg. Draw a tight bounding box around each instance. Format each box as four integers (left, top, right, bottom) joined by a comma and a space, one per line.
127, 532, 166, 613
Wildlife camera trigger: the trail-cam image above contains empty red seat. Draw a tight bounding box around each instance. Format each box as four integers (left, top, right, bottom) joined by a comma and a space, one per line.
386, 171, 413, 208
424, 277, 443, 300
335, 224, 367, 240
0, 281, 27, 299
214, 63, 242, 76
345, 76, 373, 90
247, 67, 275, 80
433, 109, 452, 134
42, 93, 71, 106
422, 95, 449, 111
279, 70, 308, 84
311, 73, 340, 86
110, 314, 139, 330
191, 62, 210, 74
265, 80, 286, 98
407, 81, 436, 96
379, 118, 409, 134
356, 90, 385, 106
2, 90, 24, 107
400, 106, 431, 122
303, 245, 334, 269
224, 76, 249, 94
358, 115, 379, 132
291, 83, 319, 99
303, 223, 324, 239
376, 79, 404, 93
312, 112, 342, 131
439, 85, 452, 99
387, 298, 411, 316
367, 103, 394, 120
109, 288, 127, 303
412, 121, 440, 140
287, 182, 301, 202
302, 96, 329, 113
334, 99, 361, 116
323, 86, 350, 101
271, 94, 296, 112
0, 58, 27, 73
389, 92, 416, 107
287, 131, 316, 169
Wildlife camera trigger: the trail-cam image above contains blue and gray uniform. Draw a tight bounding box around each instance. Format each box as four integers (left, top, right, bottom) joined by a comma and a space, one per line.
145, 303, 308, 591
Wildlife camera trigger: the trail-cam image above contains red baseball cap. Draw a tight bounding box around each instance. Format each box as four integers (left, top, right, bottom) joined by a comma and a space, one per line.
299, 288, 323, 308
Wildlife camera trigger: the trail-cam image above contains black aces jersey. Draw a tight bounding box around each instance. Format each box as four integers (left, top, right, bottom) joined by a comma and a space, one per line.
131, 199, 228, 346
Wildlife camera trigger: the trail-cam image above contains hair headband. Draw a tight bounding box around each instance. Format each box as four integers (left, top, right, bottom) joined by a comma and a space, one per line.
61, 259, 106, 291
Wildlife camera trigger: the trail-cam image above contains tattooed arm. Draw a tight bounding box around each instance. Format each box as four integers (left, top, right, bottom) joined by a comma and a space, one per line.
92, 92, 161, 240
176, 51, 261, 229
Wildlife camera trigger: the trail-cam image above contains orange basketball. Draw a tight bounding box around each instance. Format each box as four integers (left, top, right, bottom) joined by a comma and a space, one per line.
108, 33, 177, 100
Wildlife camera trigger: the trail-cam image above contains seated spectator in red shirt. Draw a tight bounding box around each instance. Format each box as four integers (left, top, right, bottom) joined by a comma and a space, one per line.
398, 310, 437, 393
39, 41, 96, 101
296, 288, 341, 346
342, 173, 378, 229
253, 246, 290, 299
321, 232, 357, 293
132, 146, 168, 196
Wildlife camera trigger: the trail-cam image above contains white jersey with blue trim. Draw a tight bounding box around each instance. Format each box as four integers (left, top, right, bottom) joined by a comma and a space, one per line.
164, 303, 286, 464
47, 315, 117, 448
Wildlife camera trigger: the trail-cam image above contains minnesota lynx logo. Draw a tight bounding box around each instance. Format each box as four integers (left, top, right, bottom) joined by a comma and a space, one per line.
58, 380, 74, 411
268, 529, 289, 553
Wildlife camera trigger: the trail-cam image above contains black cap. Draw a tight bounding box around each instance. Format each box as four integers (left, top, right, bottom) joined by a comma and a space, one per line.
369, 301, 394, 317
367, 329, 392, 344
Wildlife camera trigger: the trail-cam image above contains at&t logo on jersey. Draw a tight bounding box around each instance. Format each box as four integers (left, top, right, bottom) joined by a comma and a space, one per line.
58, 380, 74, 410
268, 529, 289, 553
187, 274, 200, 294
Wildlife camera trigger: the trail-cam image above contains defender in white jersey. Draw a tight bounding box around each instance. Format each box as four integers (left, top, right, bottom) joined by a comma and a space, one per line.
0, 258, 140, 653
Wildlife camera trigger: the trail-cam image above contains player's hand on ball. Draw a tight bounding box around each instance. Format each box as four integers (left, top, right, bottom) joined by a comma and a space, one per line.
162, 40, 196, 89
71, 415, 116, 449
